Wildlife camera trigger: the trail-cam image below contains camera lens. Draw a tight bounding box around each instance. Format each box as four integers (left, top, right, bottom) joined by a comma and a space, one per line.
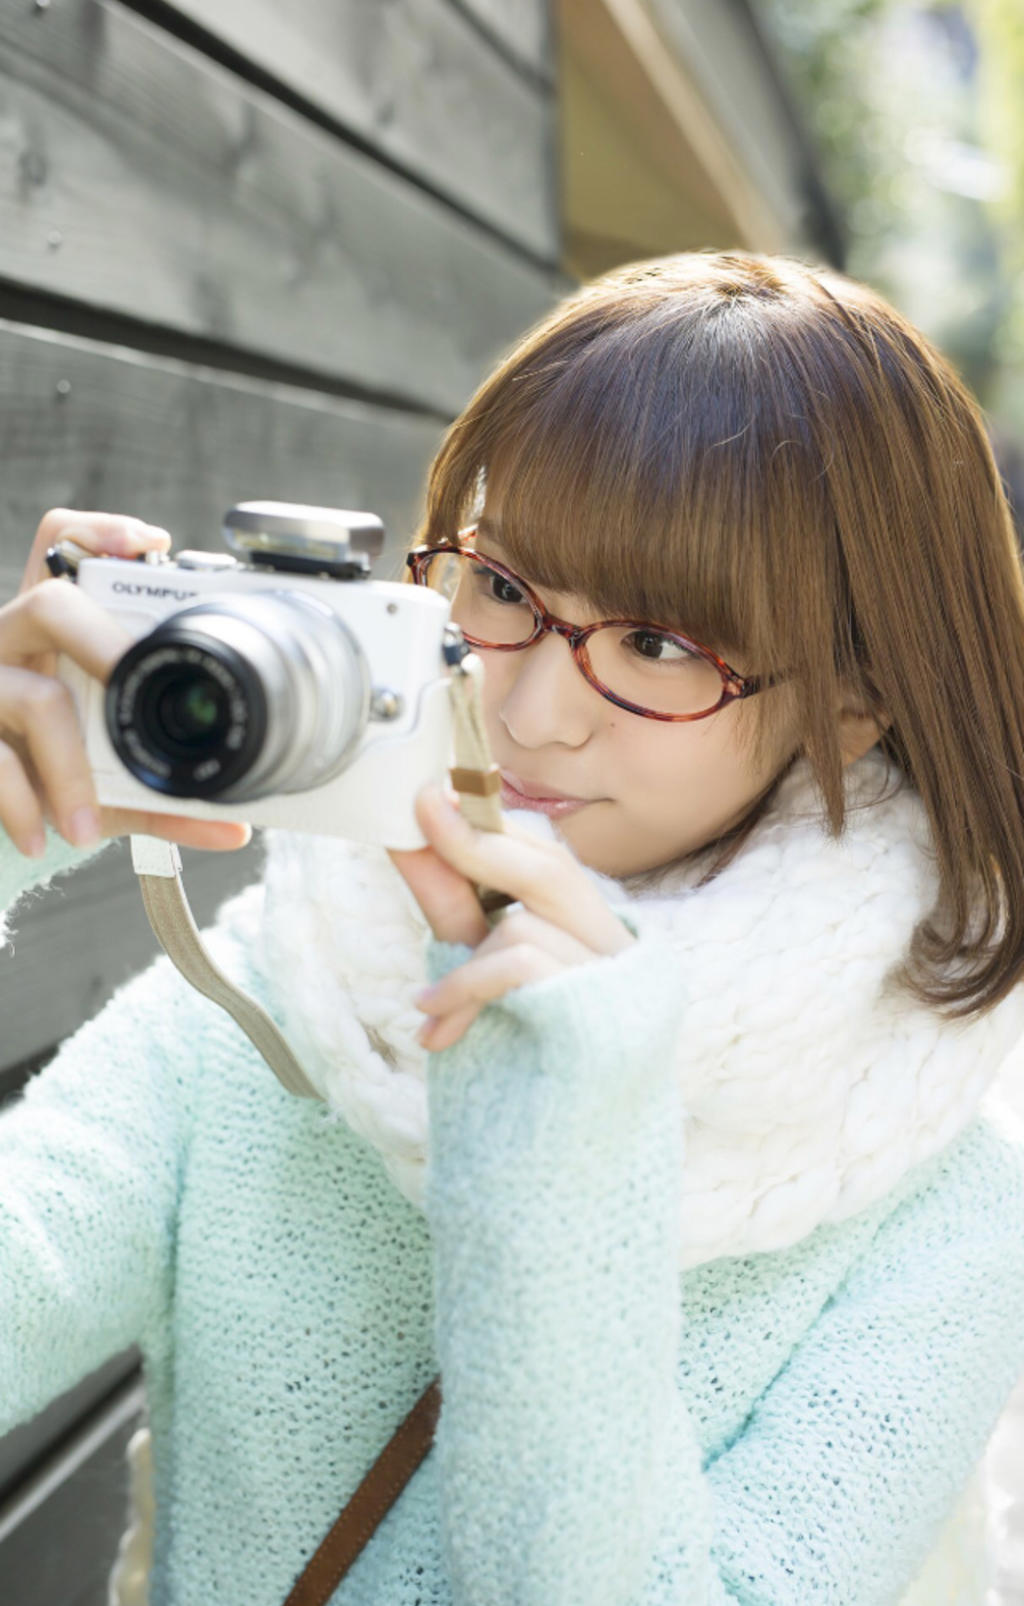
106, 630, 265, 798
150, 671, 230, 752
105, 591, 369, 802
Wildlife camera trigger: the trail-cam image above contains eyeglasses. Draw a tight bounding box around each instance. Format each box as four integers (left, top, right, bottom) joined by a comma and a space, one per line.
406, 529, 777, 722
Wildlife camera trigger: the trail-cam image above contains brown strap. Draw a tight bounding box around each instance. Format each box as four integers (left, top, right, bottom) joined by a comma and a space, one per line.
449, 762, 500, 797
282, 1377, 442, 1606
447, 655, 504, 833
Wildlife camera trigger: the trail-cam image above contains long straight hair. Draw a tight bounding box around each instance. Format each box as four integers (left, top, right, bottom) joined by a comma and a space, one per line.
416, 252, 1024, 1021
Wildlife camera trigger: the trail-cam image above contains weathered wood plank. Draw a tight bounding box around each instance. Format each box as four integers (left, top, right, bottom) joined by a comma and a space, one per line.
0, 0, 556, 416
0, 318, 444, 597
0, 1373, 145, 1606
141, 0, 557, 256
0, 1351, 137, 1503
454, 0, 552, 75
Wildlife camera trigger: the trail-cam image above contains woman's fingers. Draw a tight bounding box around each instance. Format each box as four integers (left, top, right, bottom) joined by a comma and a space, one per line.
413, 908, 601, 1049
17, 510, 169, 680
0, 739, 49, 857
0, 580, 134, 680
413, 785, 632, 955
98, 809, 253, 852
20, 509, 170, 594
387, 839, 490, 946
416, 939, 565, 1018
415, 942, 565, 1049
0, 667, 102, 846
416, 1002, 482, 1053
0, 587, 133, 851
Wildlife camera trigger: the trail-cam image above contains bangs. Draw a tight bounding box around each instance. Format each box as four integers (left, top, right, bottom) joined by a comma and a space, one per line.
424, 297, 830, 671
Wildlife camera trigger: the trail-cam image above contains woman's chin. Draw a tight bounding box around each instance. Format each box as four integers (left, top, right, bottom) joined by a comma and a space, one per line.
543, 805, 639, 878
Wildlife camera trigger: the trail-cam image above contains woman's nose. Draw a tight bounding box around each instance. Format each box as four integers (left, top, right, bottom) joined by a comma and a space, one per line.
496, 631, 598, 748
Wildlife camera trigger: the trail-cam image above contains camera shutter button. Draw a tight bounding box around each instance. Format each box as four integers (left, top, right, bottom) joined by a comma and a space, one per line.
175, 551, 238, 571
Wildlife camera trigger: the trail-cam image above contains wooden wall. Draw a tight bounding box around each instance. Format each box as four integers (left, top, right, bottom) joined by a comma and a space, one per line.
0, 2, 557, 1598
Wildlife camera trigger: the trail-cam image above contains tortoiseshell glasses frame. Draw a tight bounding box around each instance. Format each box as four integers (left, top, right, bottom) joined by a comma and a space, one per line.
406, 528, 780, 723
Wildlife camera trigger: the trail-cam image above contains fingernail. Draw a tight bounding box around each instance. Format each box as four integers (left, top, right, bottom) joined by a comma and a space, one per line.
25, 830, 47, 859
413, 986, 437, 1012
218, 821, 252, 847
67, 805, 101, 846
416, 1021, 434, 1047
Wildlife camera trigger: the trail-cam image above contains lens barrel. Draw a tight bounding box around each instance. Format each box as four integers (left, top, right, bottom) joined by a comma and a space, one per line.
105, 592, 370, 801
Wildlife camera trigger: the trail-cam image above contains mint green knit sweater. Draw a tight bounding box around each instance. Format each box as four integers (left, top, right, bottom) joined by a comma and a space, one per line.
2, 833, 1024, 1606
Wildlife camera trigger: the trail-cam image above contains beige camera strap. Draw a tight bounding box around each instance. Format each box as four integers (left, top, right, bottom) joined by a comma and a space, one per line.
132, 833, 321, 1099
131, 651, 505, 1098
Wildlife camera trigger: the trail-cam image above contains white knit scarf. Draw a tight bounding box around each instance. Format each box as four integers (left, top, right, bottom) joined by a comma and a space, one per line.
256, 747, 1024, 1269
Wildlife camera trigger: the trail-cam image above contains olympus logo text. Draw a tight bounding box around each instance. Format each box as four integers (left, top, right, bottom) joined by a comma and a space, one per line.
112, 581, 200, 602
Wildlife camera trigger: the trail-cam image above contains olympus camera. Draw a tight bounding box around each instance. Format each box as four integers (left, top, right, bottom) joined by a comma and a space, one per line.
55, 503, 456, 848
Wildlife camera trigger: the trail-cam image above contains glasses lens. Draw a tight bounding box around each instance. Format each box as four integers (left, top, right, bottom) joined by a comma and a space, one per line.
421, 550, 537, 646
584, 625, 725, 717
417, 551, 728, 717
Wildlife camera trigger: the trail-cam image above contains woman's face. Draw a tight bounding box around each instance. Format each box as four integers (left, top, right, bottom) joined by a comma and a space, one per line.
470, 516, 878, 878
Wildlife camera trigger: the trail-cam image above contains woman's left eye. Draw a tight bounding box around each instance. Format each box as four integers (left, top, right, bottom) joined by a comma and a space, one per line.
623, 629, 695, 663
489, 572, 526, 605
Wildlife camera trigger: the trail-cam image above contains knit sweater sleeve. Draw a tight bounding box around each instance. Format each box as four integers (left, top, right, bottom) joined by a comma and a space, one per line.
423, 937, 1024, 1606
0, 829, 200, 1434
705, 1115, 1024, 1604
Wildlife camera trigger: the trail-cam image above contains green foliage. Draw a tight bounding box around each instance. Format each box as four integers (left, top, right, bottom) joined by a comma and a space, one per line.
754, 0, 897, 229
959, 0, 1024, 421
755, 0, 1024, 421
971, 0, 1024, 247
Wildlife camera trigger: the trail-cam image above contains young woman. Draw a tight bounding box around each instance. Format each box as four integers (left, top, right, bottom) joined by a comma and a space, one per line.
2, 251, 1024, 1606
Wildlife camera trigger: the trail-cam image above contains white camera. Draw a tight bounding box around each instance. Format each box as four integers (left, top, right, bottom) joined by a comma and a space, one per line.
55, 503, 457, 849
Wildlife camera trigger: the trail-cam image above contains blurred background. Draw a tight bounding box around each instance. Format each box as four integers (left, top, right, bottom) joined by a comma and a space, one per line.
0, 0, 1022, 1599
763, 0, 1024, 518
562, 0, 1024, 517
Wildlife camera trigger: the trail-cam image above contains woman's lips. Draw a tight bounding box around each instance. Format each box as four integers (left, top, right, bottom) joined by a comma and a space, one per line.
499, 772, 593, 819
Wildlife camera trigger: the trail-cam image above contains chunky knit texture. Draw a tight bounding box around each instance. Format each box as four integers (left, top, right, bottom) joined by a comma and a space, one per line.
2, 832, 1024, 1604
259, 749, 1024, 1265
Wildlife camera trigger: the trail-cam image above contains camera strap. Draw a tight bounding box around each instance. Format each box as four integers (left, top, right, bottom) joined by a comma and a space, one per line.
131, 832, 321, 1098
129, 651, 506, 1097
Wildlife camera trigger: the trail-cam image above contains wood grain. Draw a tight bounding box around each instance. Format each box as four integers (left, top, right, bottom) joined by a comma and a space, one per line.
0, 1372, 145, 1606
0, 0, 556, 415
0, 317, 444, 598
0, 1350, 137, 1502
455, 0, 552, 76
142, 0, 557, 255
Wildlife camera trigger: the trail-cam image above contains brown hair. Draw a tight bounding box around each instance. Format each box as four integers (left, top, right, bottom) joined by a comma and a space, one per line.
416, 251, 1024, 1021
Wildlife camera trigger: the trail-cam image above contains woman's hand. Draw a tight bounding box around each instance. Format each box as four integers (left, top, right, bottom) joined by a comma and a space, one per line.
388, 786, 634, 1051
0, 508, 251, 858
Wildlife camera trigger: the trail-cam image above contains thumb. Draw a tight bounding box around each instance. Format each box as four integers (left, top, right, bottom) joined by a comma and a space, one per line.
387, 844, 489, 946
